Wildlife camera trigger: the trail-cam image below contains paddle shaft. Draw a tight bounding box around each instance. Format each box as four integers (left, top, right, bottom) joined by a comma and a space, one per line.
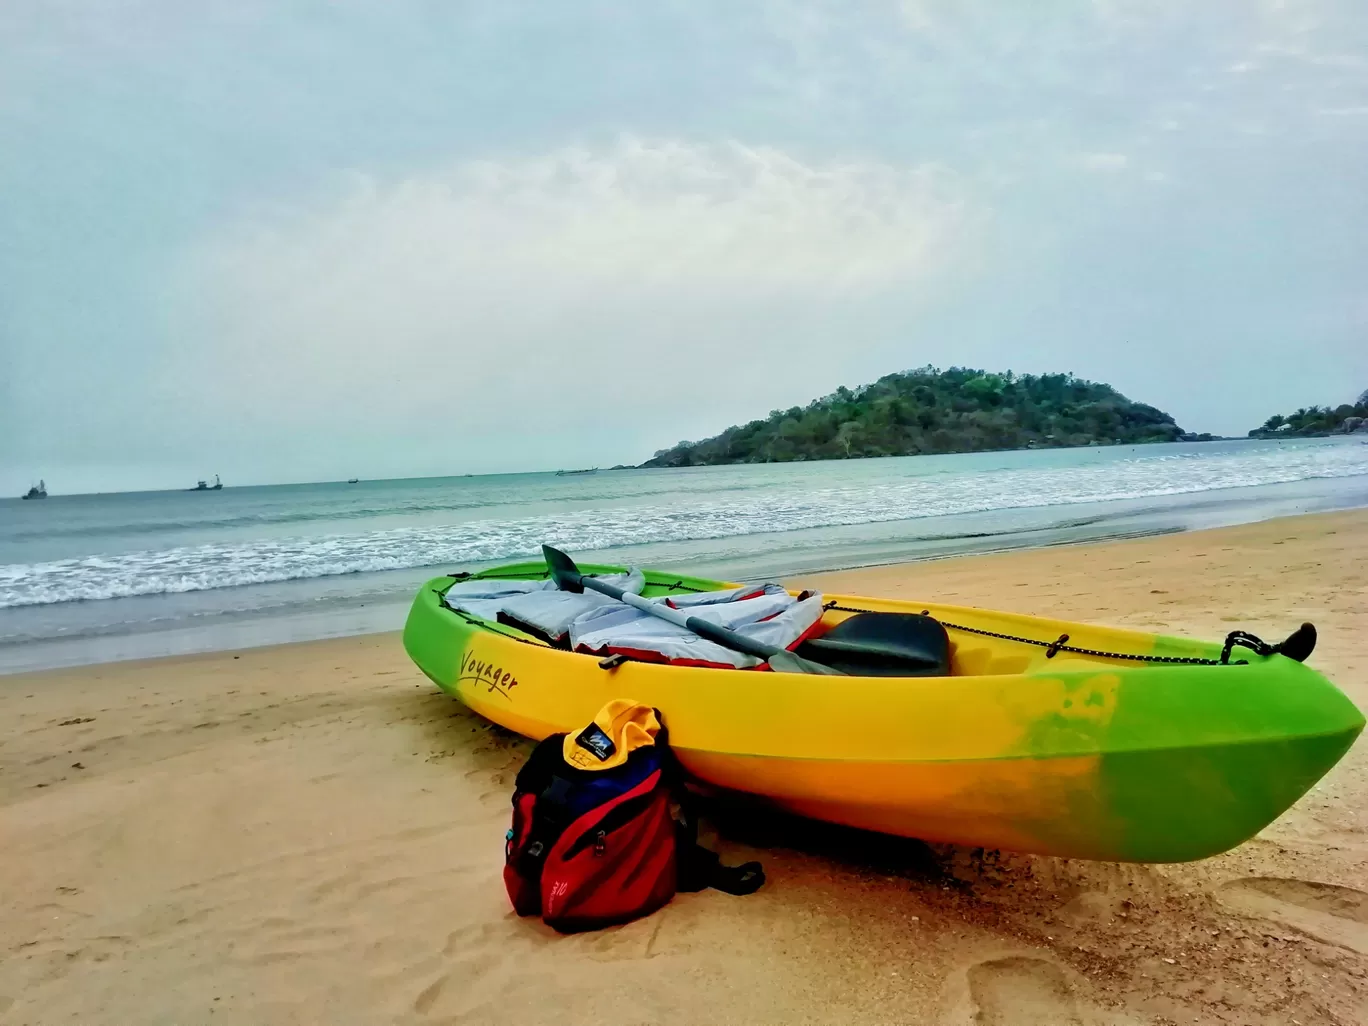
540, 544, 842, 674
572, 574, 781, 661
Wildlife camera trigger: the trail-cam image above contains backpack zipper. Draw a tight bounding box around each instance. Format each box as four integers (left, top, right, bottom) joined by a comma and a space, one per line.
562, 789, 658, 858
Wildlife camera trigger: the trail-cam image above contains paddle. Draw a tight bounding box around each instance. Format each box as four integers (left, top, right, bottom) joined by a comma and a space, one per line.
541, 545, 845, 675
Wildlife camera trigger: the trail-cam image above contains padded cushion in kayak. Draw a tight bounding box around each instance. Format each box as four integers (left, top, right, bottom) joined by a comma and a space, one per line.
796, 613, 951, 677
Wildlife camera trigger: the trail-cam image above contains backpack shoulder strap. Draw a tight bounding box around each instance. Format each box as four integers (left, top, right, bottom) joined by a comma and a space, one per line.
515, 732, 568, 795
679, 845, 765, 896
652, 712, 766, 897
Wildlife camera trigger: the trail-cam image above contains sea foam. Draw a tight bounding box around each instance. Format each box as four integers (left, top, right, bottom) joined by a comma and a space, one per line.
3, 441, 1365, 608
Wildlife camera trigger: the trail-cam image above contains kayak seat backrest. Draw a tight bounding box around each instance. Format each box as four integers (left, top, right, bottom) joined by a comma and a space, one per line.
796, 613, 952, 678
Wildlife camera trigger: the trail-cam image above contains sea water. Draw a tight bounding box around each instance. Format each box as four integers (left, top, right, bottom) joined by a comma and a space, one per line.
3, 438, 1367, 673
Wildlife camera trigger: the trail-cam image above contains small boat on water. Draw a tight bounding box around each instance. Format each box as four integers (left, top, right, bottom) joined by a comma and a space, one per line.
21, 479, 47, 500
403, 557, 1363, 863
347, 478, 360, 484
555, 468, 598, 477
189, 475, 223, 492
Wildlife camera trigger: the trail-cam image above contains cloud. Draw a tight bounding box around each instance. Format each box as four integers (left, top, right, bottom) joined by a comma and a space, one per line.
171, 139, 983, 472
5, 0, 1367, 490
1079, 152, 1130, 172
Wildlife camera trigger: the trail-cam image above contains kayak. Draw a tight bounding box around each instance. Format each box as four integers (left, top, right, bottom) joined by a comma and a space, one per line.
402, 560, 1364, 863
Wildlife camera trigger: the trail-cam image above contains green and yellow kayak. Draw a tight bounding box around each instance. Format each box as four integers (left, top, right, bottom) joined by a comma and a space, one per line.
402, 560, 1363, 863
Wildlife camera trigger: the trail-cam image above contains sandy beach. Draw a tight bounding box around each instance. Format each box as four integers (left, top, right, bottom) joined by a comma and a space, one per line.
2, 510, 1366, 1026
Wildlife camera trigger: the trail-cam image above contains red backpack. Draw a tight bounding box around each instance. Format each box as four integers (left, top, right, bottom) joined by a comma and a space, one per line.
503, 708, 763, 933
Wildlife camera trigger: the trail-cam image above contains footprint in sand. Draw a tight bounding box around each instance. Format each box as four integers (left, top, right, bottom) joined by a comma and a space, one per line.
968, 956, 1083, 1026
1217, 877, 1368, 955
412, 973, 448, 1016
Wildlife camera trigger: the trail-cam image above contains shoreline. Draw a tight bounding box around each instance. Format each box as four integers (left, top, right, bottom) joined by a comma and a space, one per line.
0, 435, 1277, 500
5, 473, 1368, 677
2, 510, 1366, 1023
7, 505, 1360, 680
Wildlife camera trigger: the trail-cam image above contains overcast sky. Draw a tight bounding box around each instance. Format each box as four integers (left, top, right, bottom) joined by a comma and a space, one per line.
2, 1, 1366, 493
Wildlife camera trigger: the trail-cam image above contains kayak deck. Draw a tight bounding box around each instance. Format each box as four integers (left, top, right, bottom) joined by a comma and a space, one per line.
403, 561, 1365, 862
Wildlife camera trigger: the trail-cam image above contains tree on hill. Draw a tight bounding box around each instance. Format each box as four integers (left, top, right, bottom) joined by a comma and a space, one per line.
642, 366, 1190, 468
1248, 393, 1368, 438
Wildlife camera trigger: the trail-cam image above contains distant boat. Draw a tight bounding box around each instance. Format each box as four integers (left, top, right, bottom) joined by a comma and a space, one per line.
21, 479, 47, 500
555, 468, 599, 477
190, 474, 223, 492
347, 478, 360, 484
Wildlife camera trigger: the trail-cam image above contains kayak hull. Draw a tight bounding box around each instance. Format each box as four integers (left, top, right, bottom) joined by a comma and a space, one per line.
403, 562, 1364, 863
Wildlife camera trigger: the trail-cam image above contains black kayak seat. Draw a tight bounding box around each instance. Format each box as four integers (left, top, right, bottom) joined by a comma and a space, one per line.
795, 612, 952, 678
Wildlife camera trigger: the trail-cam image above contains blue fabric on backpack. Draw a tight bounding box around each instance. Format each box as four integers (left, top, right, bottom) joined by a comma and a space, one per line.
542, 745, 663, 822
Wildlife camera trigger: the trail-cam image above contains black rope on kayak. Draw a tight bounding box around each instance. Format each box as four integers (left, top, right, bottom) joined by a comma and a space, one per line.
662, 580, 708, 593
439, 601, 553, 648
1220, 630, 1275, 664
823, 603, 1239, 665
446, 569, 552, 581
431, 594, 1303, 669
444, 570, 704, 592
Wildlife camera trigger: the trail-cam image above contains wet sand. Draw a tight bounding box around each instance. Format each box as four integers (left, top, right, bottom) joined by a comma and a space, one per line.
2, 510, 1366, 1025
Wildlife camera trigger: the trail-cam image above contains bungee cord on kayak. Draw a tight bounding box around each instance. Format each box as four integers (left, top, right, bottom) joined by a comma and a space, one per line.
404, 547, 1364, 864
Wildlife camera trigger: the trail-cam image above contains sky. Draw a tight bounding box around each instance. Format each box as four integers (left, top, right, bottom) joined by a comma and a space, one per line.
2, 1, 1366, 494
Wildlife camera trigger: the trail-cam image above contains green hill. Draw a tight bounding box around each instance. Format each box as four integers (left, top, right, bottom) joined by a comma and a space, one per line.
1247, 391, 1368, 438
642, 366, 1193, 468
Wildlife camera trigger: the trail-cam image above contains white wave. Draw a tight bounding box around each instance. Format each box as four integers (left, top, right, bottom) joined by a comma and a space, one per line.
3, 442, 1366, 608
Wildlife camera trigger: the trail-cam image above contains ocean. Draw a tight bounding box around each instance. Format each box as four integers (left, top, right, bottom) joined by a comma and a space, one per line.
3, 438, 1367, 674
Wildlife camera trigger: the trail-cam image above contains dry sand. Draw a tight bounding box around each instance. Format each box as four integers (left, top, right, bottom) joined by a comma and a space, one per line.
2, 510, 1366, 1025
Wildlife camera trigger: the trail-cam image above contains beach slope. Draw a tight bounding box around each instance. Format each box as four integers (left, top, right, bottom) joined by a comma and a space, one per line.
2, 511, 1365, 1024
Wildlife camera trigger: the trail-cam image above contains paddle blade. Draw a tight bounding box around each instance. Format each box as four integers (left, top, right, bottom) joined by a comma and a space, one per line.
541, 545, 585, 593
766, 650, 847, 676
